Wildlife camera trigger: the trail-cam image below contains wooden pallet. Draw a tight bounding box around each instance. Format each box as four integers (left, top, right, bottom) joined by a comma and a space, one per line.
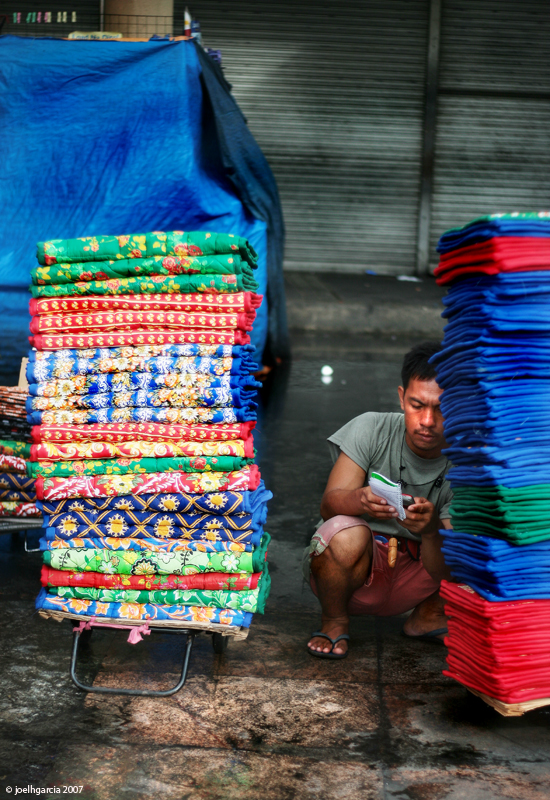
38, 607, 250, 639
468, 687, 550, 717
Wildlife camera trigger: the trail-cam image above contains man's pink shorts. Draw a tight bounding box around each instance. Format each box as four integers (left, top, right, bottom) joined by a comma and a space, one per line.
304, 514, 439, 617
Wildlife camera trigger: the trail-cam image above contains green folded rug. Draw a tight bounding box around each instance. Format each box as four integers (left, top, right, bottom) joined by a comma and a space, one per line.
28, 455, 251, 478
37, 231, 258, 267
30, 272, 257, 298
31, 253, 255, 286
49, 564, 271, 613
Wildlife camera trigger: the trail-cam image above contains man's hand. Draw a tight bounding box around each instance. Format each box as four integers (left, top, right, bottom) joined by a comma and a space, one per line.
356, 486, 400, 520
397, 496, 439, 537
321, 453, 436, 526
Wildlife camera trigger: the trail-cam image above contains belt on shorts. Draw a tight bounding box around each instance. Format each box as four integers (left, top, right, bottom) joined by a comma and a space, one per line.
385, 536, 421, 562
400, 538, 420, 560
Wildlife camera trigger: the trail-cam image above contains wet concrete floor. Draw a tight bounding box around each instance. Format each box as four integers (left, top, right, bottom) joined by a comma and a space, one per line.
1, 332, 550, 800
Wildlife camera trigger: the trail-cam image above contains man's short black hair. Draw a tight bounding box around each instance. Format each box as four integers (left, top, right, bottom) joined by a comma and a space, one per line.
401, 341, 442, 391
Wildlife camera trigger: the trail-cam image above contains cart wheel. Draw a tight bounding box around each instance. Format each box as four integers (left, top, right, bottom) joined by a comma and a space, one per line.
212, 633, 228, 654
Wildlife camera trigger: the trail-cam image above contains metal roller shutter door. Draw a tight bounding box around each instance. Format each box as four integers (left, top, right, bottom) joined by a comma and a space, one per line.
179, 0, 429, 274
429, 0, 550, 270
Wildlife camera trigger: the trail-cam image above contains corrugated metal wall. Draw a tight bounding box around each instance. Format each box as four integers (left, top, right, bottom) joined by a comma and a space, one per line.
181, 1, 550, 274
5, 2, 550, 274
430, 0, 550, 268
182, 0, 429, 273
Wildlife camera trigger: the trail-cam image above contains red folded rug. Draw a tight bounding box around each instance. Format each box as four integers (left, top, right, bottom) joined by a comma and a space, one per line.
29, 436, 254, 462
29, 328, 250, 350
0, 501, 41, 517
29, 309, 256, 335
435, 237, 550, 285
35, 463, 261, 501
441, 580, 550, 703
41, 565, 261, 591
31, 421, 255, 444
29, 292, 262, 316
0, 454, 27, 474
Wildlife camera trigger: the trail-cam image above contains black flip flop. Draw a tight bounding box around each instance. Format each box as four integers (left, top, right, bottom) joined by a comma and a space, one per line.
401, 627, 448, 645
307, 631, 350, 659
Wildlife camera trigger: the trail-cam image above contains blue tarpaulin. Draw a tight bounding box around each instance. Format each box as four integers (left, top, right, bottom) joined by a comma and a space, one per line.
0, 35, 288, 378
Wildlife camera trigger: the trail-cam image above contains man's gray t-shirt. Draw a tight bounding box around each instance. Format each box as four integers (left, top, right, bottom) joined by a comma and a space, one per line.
327, 411, 452, 543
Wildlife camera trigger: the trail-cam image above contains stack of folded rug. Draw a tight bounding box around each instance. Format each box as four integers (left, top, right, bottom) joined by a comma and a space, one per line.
440, 581, 550, 705
433, 212, 550, 706
0, 391, 39, 518
0, 386, 31, 442
31, 231, 271, 630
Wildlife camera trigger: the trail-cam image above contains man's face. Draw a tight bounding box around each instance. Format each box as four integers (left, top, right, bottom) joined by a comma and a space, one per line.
397, 377, 446, 458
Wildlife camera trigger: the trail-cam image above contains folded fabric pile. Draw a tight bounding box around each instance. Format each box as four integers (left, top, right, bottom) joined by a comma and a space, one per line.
433, 212, 550, 706
0, 388, 39, 518
31, 231, 271, 630
0, 386, 31, 442
440, 581, 550, 705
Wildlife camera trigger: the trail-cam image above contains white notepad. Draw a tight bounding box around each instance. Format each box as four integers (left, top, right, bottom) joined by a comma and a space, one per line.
368, 472, 406, 521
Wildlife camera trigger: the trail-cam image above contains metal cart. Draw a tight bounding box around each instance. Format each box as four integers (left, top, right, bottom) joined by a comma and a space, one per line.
0, 516, 43, 550
38, 607, 249, 697
4, 515, 249, 696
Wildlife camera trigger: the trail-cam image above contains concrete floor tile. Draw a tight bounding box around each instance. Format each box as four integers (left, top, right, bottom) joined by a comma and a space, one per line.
384, 683, 550, 763
386, 765, 550, 800
373, 618, 452, 686
212, 612, 380, 683
39, 744, 387, 800
85, 675, 379, 751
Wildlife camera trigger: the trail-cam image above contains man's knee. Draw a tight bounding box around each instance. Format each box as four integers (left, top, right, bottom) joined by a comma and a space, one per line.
314, 518, 372, 570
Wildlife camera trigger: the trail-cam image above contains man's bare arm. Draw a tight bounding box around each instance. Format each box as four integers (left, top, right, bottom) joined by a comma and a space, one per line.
320, 452, 400, 521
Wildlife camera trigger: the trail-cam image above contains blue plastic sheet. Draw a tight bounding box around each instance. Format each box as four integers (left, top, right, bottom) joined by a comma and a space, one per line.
432, 250, 550, 486
40, 532, 254, 552
433, 271, 550, 456
437, 215, 550, 254
39, 482, 272, 516
35, 587, 254, 627
441, 529, 550, 601
43, 506, 267, 532
27, 371, 260, 396
441, 272, 550, 310
27, 349, 257, 382
44, 509, 257, 530
0, 36, 284, 372
447, 467, 550, 488
45, 524, 264, 546
27, 405, 255, 426
26, 385, 258, 412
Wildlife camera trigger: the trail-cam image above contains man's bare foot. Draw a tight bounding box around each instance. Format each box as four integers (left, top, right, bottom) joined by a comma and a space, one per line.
402, 591, 447, 641
307, 616, 349, 656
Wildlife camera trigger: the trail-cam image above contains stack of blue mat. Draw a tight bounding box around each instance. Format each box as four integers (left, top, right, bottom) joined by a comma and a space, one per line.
433, 213, 550, 600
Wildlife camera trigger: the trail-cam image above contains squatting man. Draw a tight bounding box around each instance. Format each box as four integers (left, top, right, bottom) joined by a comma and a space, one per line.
304, 341, 453, 658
